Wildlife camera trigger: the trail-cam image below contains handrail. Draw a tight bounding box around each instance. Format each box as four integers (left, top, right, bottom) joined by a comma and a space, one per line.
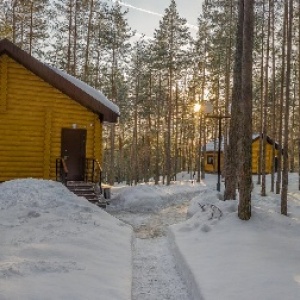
55, 157, 68, 185
95, 159, 102, 173
61, 158, 69, 174
94, 159, 102, 193
84, 158, 102, 184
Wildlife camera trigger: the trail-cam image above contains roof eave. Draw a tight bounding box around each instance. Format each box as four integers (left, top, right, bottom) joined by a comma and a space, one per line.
0, 39, 119, 123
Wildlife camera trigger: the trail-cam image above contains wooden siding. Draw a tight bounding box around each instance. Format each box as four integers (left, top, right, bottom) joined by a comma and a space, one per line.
204, 152, 224, 173
203, 139, 279, 174
0, 54, 7, 112
251, 139, 278, 174
0, 55, 102, 181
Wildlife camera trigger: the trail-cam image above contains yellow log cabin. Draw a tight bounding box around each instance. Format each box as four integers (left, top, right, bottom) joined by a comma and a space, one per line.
0, 39, 119, 183
203, 133, 280, 174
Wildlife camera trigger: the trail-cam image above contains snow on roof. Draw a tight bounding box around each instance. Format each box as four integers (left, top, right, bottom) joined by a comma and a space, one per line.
204, 138, 225, 152
204, 133, 278, 152
49, 65, 120, 115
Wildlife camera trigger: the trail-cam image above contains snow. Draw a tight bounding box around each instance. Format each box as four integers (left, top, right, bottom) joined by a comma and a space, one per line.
48, 65, 120, 115
169, 174, 300, 300
108, 180, 204, 213
205, 133, 278, 151
1, 173, 300, 299
205, 138, 225, 152
0, 179, 132, 300
132, 237, 191, 300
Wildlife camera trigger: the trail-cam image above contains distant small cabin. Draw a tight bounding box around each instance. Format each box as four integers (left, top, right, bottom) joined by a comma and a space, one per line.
203, 133, 280, 174
0, 39, 119, 183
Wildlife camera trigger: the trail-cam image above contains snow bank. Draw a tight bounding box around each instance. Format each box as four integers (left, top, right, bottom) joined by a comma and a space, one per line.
108, 182, 205, 213
0, 179, 132, 300
170, 179, 300, 300
167, 229, 205, 300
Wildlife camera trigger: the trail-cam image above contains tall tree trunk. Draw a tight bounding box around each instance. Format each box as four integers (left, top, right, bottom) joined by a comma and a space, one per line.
201, 41, 207, 180
84, 0, 94, 79
270, 0, 276, 193
257, 3, 264, 185
224, 0, 244, 200
281, 0, 293, 216
133, 77, 139, 185
261, 0, 271, 196
165, 14, 176, 186
29, 2, 33, 55
166, 65, 173, 185
67, 0, 73, 73
108, 43, 117, 185
12, 1, 17, 43
298, 0, 300, 191
290, 84, 296, 172
146, 70, 153, 183
238, 0, 254, 221
276, 2, 287, 194
155, 74, 162, 185
73, 0, 79, 76
175, 83, 180, 181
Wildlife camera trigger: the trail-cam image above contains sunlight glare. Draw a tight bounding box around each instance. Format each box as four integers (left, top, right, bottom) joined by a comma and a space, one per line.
194, 103, 201, 113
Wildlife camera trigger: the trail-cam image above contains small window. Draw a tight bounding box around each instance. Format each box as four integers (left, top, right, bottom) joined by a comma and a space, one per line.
207, 155, 214, 165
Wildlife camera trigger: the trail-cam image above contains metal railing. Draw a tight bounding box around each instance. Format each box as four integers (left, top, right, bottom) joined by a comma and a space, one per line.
56, 158, 68, 185
56, 157, 102, 187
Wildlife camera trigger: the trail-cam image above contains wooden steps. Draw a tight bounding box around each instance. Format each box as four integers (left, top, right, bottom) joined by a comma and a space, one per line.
67, 181, 108, 208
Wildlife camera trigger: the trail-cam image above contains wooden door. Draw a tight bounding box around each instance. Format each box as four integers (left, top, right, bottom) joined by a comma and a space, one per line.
61, 128, 87, 181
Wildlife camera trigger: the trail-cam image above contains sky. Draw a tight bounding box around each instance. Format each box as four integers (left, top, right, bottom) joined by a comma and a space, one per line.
110, 0, 203, 38
1, 174, 299, 299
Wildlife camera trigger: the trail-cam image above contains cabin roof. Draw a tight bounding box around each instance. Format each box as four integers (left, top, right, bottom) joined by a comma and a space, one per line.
204, 133, 280, 152
0, 39, 119, 123
204, 138, 225, 152
251, 133, 280, 149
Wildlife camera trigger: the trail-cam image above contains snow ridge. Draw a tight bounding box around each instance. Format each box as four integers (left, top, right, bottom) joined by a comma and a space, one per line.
168, 229, 204, 300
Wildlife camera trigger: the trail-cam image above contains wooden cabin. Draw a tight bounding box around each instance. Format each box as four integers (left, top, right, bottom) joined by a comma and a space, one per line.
0, 39, 119, 184
203, 133, 280, 174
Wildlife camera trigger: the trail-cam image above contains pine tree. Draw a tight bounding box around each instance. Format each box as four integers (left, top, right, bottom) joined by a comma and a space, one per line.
238, 0, 254, 221
0, 0, 13, 39
224, 0, 242, 200
152, 0, 191, 185
103, 2, 132, 185
281, 0, 294, 216
12, 0, 49, 57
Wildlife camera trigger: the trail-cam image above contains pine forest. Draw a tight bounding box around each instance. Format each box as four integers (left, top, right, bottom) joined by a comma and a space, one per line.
0, 0, 298, 207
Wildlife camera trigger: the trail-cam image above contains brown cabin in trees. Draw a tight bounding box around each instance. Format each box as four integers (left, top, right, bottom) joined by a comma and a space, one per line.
0, 39, 119, 184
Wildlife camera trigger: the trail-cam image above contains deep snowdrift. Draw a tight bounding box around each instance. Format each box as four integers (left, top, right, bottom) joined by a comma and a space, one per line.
0, 179, 132, 300
1, 174, 300, 300
109, 181, 205, 213
169, 176, 300, 300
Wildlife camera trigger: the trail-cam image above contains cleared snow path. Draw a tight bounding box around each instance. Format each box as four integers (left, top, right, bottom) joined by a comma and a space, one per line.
112, 201, 193, 300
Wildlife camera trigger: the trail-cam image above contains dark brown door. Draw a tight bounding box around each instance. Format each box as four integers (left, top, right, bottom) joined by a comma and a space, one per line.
61, 128, 87, 181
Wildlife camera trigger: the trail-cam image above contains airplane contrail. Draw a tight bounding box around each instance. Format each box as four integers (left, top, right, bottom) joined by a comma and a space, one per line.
110, 0, 198, 30
112, 0, 164, 18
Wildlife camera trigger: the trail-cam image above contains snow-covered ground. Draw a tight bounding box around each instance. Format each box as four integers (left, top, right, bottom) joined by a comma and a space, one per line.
109, 188, 198, 300
170, 175, 300, 300
0, 173, 300, 299
0, 179, 132, 300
